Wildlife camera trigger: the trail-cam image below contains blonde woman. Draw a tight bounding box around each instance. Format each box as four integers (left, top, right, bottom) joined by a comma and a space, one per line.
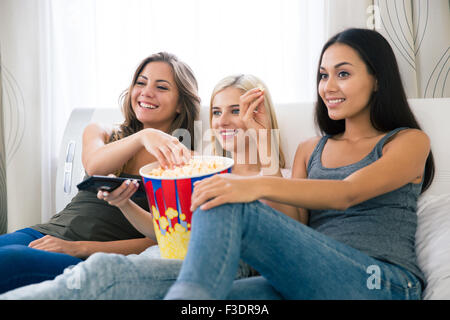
0, 52, 199, 294
1, 74, 299, 299
96, 74, 298, 240
208, 74, 299, 220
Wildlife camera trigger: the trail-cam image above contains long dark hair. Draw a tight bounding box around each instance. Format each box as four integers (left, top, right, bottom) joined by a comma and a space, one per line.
314, 28, 434, 193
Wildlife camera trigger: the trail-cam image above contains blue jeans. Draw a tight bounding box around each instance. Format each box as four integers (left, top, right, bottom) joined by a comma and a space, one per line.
0, 228, 83, 294
164, 201, 423, 300
0, 245, 257, 299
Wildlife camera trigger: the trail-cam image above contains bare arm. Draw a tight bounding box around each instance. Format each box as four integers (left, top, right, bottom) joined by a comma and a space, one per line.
258, 178, 301, 222
76, 237, 156, 258
82, 123, 142, 176
114, 199, 157, 241
258, 129, 430, 210
191, 129, 430, 213
287, 137, 321, 224
258, 137, 314, 224
236, 136, 312, 224
28, 236, 156, 259
97, 179, 157, 241
82, 123, 191, 176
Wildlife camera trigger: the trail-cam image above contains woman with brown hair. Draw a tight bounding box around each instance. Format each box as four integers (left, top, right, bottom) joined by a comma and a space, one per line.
0, 52, 200, 293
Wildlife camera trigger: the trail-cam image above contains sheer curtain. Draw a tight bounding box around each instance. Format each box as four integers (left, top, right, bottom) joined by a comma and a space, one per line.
44, 0, 326, 108
0, 50, 7, 234
37, 0, 326, 222
375, 0, 450, 98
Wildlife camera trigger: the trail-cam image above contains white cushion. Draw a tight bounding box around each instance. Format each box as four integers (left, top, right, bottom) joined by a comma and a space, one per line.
416, 193, 450, 299
410, 98, 450, 197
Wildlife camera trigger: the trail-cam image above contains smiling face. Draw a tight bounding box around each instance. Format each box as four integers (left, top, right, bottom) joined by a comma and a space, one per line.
318, 43, 377, 122
131, 61, 180, 130
211, 86, 248, 153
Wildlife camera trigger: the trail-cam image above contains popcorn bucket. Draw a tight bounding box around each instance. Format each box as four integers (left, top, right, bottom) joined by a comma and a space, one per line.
139, 156, 234, 259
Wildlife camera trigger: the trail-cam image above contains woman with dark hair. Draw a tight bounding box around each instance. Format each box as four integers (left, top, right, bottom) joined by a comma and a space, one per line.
314, 29, 434, 191
0, 52, 200, 293
161, 28, 434, 300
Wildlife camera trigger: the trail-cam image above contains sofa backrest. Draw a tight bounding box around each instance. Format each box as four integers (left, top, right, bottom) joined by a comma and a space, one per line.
55, 98, 450, 213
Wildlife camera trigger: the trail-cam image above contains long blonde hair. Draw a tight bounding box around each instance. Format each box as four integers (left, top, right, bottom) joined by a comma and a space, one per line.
209, 74, 286, 169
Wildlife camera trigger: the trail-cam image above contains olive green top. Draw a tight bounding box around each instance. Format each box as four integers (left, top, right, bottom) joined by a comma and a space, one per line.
32, 174, 148, 241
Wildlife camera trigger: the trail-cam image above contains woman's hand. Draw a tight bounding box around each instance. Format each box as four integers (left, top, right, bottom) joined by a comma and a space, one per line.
139, 128, 191, 169
190, 174, 261, 211
28, 235, 84, 257
97, 175, 139, 209
239, 88, 271, 132
240, 88, 279, 173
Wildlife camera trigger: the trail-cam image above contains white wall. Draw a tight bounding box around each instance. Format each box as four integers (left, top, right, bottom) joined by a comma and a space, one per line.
0, 0, 42, 231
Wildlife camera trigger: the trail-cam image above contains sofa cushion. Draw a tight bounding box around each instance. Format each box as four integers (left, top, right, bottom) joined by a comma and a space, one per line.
416, 193, 450, 299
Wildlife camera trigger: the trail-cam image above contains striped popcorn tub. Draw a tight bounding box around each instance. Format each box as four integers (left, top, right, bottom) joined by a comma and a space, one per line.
139, 156, 234, 259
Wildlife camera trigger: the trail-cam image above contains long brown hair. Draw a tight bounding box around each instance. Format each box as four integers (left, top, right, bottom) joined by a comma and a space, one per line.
109, 52, 200, 175
110, 52, 200, 146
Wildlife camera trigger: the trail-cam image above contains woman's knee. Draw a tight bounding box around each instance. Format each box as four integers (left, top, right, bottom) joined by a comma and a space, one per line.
80, 253, 181, 299
83, 252, 132, 277
58, 253, 132, 293
192, 203, 245, 230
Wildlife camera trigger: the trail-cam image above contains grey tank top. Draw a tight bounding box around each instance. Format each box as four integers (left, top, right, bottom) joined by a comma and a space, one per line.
32, 173, 147, 242
307, 128, 425, 284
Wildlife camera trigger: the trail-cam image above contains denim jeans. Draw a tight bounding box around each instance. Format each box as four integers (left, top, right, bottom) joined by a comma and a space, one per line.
0, 228, 83, 294
0, 245, 257, 299
164, 201, 423, 300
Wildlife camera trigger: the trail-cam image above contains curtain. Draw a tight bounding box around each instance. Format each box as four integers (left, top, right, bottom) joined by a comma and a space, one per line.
39, 0, 326, 223
1, 0, 326, 226
0, 49, 7, 234
325, 0, 450, 98
375, 0, 449, 98
0, 0, 42, 231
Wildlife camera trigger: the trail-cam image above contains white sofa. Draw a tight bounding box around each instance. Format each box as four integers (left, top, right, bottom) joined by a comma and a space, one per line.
56, 98, 450, 299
